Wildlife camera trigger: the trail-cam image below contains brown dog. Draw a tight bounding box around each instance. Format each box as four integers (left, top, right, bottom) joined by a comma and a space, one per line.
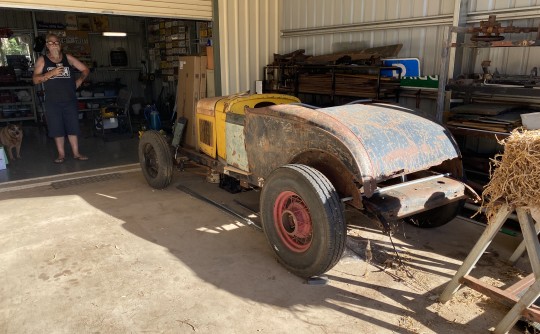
0, 123, 23, 161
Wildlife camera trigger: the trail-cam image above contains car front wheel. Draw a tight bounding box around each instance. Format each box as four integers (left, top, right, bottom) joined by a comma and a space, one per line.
138, 130, 173, 189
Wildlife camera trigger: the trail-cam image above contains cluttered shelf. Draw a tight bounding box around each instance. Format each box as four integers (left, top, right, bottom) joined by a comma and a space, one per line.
438, 14, 540, 123
0, 85, 37, 123
442, 73, 540, 193
262, 45, 405, 105
445, 103, 529, 134
443, 97, 540, 193
446, 124, 511, 139
264, 64, 402, 102
444, 81, 540, 134
447, 83, 540, 98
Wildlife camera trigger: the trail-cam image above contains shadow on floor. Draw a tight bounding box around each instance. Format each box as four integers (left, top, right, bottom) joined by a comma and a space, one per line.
0, 122, 139, 184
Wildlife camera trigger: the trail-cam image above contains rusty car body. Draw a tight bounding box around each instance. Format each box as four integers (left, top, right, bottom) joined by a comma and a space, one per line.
139, 93, 474, 278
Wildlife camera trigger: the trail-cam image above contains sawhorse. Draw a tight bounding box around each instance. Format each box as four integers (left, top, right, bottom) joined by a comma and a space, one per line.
439, 204, 540, 334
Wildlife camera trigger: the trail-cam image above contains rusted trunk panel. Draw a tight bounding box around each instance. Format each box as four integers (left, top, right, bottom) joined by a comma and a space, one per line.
245, 103, 460, 197
318, 103, 460, 179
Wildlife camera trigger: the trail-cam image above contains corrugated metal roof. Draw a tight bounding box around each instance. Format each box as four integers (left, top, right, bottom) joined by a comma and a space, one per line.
0, 0, 213, 20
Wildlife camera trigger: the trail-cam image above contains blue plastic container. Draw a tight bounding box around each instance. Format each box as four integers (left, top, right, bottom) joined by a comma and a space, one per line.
144, 105, 161, 131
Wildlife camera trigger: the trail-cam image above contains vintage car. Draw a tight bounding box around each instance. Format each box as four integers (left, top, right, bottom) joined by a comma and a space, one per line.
139, 93, 475, 278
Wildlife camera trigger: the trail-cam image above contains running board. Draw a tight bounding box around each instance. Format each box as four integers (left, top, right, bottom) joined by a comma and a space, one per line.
363, 176, 468, 222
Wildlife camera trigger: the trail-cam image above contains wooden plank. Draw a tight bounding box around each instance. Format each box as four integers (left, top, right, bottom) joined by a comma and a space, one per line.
446, 120, 510, 132
506, 273, 535, 295
224, 165, 252, 176
495, 280, 540, 333
509, 216, 540, 264
462, 275, 540, 324
305, 44, 403, 64
461, 275, 518, 307
516, 207, 540, 276
439, 204, 512, 303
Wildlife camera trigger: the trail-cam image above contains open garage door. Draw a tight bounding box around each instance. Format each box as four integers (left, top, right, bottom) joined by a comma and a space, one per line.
0, 0, 212, 20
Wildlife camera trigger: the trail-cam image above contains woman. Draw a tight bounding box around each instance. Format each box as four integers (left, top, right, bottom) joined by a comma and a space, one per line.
33, 33, 90, 163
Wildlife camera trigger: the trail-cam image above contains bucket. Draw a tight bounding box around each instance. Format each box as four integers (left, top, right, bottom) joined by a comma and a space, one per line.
132, 103, 141, 115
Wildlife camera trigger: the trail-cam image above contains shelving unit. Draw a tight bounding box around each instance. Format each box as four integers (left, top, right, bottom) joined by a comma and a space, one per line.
0, 85, 37, 123
147, 18, 199, 82
263, 64, 401, 105
77, 95, 117, 122
439, 16, 540, 192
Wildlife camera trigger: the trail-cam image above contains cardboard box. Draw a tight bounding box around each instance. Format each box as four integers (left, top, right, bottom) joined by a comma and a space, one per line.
0, 146, 7, 169
521, 112, 540, 130
199, 56, 208, 99
206, 46, 214, 69
206, 69, 215, 98
176, 56, 207, 149
255, 80, 263, 94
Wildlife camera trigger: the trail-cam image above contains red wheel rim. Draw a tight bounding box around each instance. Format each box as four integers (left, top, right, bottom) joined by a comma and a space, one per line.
273, 191, 313, 252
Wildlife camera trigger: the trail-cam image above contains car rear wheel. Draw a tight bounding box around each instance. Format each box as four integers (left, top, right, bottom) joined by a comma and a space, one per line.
138, 130, 173, 189
260, 164, 346, 278
406, 200, 464, 228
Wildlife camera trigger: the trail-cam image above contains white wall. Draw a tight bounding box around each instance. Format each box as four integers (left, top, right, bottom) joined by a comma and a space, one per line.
280, 0, 455, 78
273, 0, 540, 114
217, 0, 281, 95
279, 0, 540, 76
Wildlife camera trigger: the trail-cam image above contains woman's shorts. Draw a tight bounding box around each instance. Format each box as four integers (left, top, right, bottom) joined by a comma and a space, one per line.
44, 100, 80, 137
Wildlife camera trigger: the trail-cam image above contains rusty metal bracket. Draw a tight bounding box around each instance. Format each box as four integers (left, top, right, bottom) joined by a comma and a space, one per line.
467, 15, 539, 42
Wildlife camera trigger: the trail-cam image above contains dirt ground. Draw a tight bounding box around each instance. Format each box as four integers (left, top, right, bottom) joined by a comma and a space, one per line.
0, 166, 535, 333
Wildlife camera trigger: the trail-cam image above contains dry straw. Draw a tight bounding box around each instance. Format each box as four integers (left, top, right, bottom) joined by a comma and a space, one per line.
481, 128, 540, 223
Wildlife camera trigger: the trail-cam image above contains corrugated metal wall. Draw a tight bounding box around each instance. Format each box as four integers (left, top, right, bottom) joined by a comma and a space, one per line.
0, 7, 33, 29
217, 0, 280, 95
0, 0, 212, 20
216, 0, 458, 101
281, 0, 455, 78
280, 0, 540, 77
460, 1, 540, 78
275, 0, 540, 113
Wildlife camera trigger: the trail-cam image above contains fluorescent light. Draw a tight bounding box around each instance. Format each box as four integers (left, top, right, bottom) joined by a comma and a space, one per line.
102, 32, 127, 37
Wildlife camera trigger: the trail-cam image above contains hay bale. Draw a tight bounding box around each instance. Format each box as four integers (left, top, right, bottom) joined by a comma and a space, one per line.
481, 128, 540, 223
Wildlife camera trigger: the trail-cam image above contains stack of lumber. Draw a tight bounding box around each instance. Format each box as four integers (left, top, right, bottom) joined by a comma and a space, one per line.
304, 44, 402, 66
272, 44, 403, 66
272, 49, 311, 65
297, 73, 333, 95
297, 72, 399, 98
334, 74, 399, 97
446, 104, 524, 132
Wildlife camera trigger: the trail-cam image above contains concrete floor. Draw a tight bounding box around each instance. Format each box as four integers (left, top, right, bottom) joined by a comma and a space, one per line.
0, 119, 139, 185
0, 165, 532, 333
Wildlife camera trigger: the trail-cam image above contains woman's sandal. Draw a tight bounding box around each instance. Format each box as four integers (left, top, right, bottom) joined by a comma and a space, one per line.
74, 155, 88, 161
54, 157, 65, 164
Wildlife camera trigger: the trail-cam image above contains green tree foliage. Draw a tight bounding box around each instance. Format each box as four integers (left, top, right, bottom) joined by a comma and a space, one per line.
1, 36, 30, 66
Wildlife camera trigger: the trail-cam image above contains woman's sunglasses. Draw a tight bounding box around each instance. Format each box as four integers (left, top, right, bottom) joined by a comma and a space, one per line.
46, 41, 60, 45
